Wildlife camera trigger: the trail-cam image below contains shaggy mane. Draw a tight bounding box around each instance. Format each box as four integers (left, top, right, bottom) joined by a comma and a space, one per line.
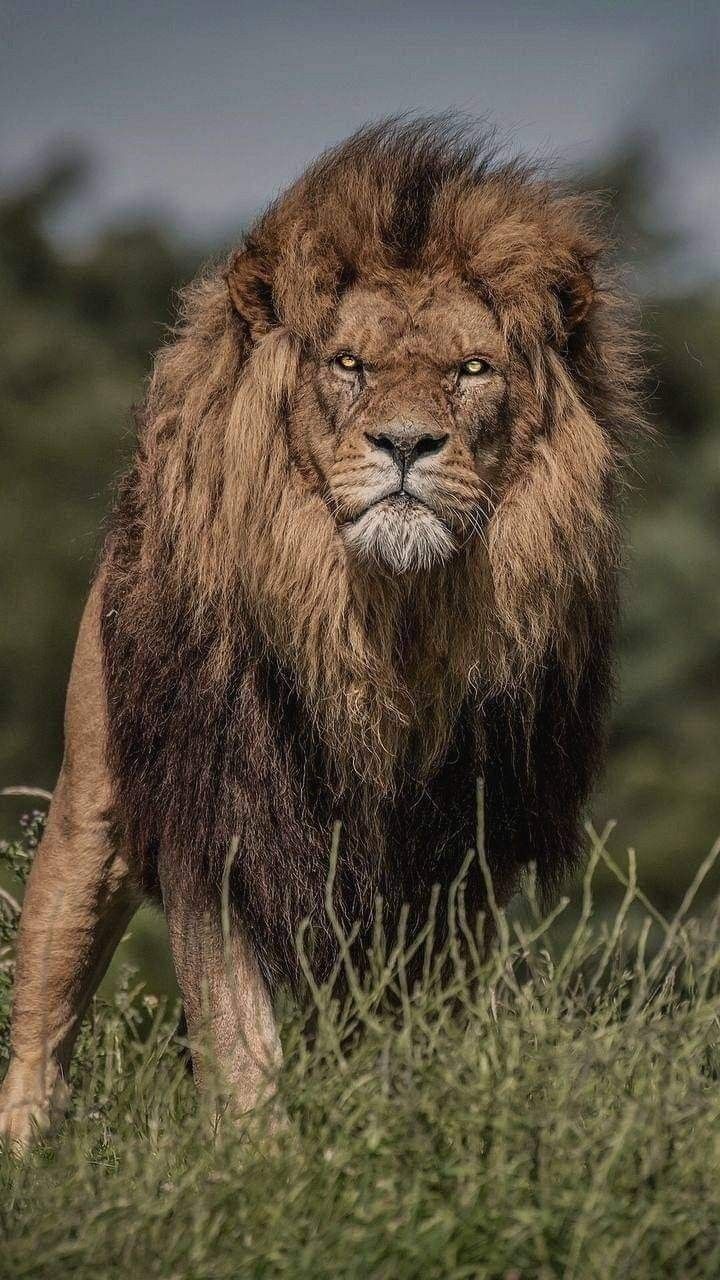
101, 118, 645, 987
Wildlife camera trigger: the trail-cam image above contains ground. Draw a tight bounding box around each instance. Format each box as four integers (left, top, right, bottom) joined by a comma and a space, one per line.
2, 819, 720, 1280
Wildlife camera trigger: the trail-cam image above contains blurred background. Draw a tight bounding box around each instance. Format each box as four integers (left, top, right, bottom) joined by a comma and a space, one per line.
1, 0, 718, 986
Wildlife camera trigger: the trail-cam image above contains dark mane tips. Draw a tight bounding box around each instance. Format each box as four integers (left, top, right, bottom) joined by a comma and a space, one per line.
310, 115, 502, 268
242, 116, 511, 291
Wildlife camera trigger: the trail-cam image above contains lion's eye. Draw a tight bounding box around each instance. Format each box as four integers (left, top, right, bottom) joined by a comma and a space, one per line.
333, 352, 362, 374
459, 357, 491, 377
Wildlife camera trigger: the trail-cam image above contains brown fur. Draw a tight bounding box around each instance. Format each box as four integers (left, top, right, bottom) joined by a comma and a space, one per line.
96, 119, 643, 992
1, 119, 646, 1149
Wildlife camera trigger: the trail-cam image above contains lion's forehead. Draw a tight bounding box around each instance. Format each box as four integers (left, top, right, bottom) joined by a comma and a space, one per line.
328, 278, 506, 367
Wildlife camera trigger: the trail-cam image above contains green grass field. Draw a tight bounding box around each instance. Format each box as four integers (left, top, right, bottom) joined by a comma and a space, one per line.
2, 815, 720, 1280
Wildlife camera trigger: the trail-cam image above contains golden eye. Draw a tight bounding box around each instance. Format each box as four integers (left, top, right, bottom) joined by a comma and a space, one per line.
334, 352, 362, 373
460, 357, 491, 377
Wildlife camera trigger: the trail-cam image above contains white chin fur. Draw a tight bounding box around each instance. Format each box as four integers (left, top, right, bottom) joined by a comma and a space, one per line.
342, 500, 456, 573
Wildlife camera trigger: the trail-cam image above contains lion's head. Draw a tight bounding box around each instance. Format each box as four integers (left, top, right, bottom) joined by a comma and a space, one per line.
114, 119, 642, 789
286, 277, 508, 575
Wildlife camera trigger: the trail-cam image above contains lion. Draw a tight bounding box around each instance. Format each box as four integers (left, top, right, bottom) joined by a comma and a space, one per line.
0, 119, 643, 1150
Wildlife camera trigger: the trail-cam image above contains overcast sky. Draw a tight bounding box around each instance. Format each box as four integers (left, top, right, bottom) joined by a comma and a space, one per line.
1, 0, 718, 264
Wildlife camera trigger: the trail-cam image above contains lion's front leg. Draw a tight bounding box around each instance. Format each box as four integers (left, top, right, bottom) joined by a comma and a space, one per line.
0, 580, 140, 1156
160, 864, 283, 1134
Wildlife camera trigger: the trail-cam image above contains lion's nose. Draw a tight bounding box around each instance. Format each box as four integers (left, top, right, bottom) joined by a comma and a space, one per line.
365, 426, 449, 472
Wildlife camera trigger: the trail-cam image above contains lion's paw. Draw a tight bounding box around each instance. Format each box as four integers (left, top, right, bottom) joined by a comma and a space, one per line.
0, 1064, 70, 1157
0, 1096, 52, 1156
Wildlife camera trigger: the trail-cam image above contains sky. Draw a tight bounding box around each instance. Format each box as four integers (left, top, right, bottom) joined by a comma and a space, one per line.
1, 0, 718, 266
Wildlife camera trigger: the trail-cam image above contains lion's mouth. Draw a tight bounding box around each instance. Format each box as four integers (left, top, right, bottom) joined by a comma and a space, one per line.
340, 490, 457, 573
346, 490, 437, 525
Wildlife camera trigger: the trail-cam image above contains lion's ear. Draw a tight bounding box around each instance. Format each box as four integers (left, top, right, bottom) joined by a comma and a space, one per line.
555, 263, 596, 336
225, 249, 278, 341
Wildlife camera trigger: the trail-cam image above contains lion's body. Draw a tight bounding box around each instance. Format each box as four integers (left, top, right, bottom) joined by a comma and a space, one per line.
100, 489, 605, 991
103, 568, 488, 989
0, 120, 644, 1149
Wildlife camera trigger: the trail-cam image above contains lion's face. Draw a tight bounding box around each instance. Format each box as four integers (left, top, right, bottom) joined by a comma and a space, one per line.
289, 277, 510, 574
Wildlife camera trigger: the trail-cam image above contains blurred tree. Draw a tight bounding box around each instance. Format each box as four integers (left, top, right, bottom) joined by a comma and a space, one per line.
601, 282, 720, 898
0, 146, 717, 902
580, 140, 720, 897
0, 160, 198, 811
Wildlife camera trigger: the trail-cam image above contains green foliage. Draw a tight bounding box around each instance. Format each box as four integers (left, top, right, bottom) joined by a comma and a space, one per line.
0, 809, 44, 1061
601, 290, 720, 896
2, 820, 720, 1278
0, 808, 43, 891
574, 143, 720, 893
0, 160, 198, 798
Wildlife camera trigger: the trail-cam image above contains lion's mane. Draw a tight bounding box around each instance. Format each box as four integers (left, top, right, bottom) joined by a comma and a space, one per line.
101, 120, 644, 988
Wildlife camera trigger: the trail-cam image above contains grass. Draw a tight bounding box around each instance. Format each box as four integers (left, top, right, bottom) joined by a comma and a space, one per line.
2, 813, 720, 1279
